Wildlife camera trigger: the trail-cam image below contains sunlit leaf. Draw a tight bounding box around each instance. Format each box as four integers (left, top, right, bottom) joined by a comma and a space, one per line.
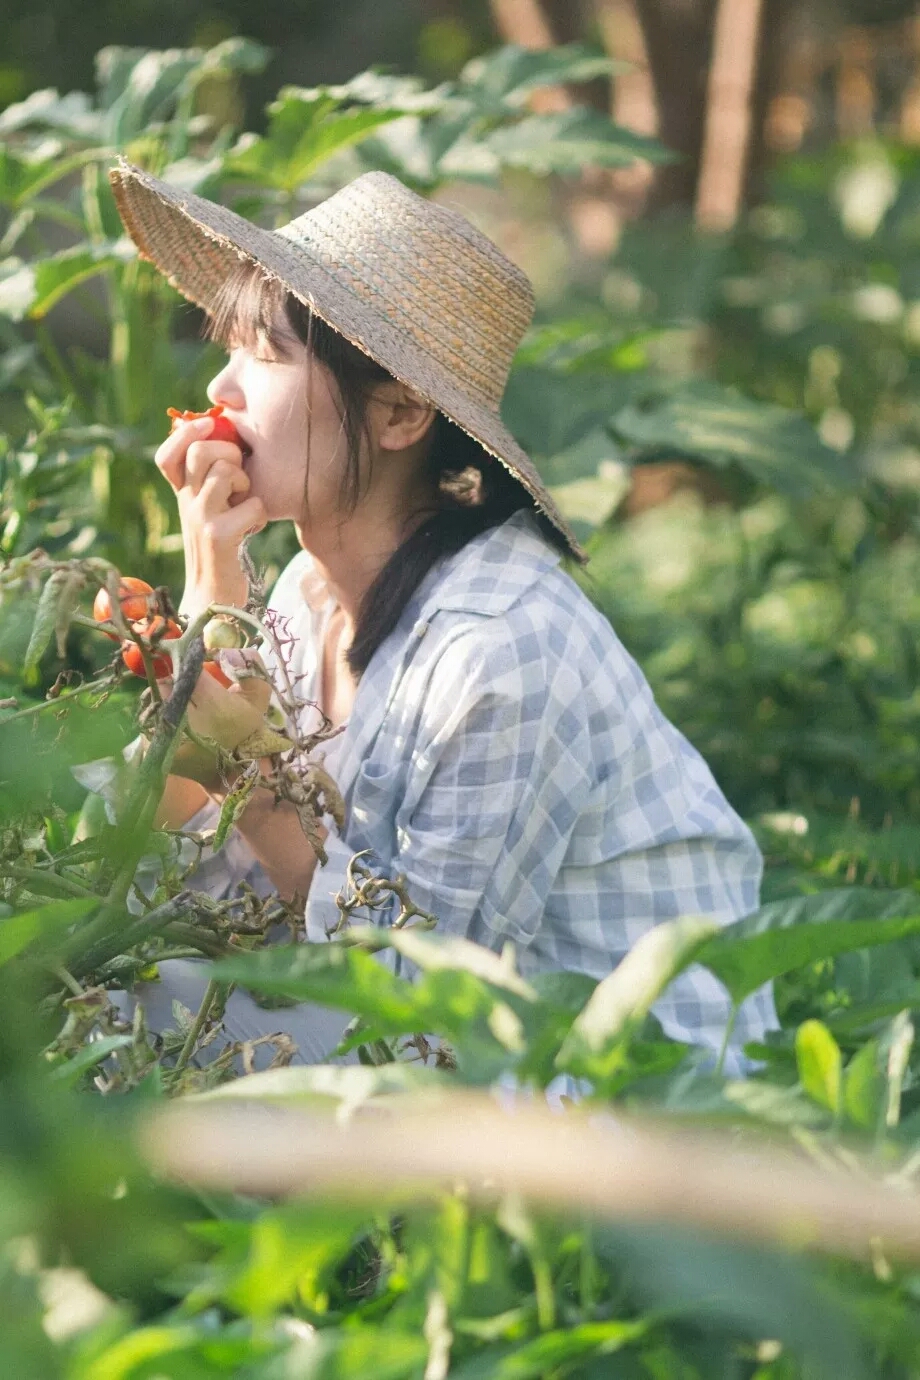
795, 1019, 841, 1114
0, 239, 136, 322
614, 381, 858, 498
557, 917, 717, 1078
480, 109, 672, 177
696, 889, 920, 1005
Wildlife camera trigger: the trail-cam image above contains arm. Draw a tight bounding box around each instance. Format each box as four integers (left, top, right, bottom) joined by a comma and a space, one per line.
216, 783, 326, 905
303, 629, 590, 946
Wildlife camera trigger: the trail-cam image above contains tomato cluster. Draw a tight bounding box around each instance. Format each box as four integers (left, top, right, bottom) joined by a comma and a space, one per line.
93, 576, 231, 684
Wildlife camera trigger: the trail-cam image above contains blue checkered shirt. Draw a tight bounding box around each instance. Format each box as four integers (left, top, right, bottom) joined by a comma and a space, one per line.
176, 509, 776, 1075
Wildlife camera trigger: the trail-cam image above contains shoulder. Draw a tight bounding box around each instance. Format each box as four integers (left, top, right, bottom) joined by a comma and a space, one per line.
416, 511, 630, 696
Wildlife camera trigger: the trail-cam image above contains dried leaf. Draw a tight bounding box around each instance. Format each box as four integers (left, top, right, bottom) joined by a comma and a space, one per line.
234, 723, 293, 760
310, 764, 346, 830
24, 570, 71, 680
53, 570, 87, 658
295, 801, 328, 865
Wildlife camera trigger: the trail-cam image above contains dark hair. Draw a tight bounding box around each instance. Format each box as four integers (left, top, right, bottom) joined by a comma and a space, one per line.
204, 262, 568, 678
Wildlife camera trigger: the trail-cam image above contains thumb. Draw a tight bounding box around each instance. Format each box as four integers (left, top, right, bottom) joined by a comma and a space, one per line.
230, 673, 272, 716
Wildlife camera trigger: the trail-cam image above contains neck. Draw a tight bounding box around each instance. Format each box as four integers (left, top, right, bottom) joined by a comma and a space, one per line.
294, 495, 434, 638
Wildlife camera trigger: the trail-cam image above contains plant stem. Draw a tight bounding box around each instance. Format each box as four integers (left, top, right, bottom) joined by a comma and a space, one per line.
5, 865, 95, 899
52, 965, 85, 998
0, 673, 113, 726
170, 977, 220, 1083
715, 1004, 738, 1077
75, 637, 206, 957
65, 889, 198, 980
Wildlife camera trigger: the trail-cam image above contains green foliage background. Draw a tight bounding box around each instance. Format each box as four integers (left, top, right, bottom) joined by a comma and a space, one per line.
3, 37, 920, 1380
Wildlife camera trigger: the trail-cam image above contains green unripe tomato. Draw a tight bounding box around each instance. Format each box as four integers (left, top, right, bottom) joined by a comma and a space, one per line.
202, 615, 245, 652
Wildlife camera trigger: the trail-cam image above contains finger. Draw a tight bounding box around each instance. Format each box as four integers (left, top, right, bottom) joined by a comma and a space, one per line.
200, 496, 268, 546
154, 416, 215, 492
198, 462, 250, 516
184, 440, 246, 497
230, 672, 272, 716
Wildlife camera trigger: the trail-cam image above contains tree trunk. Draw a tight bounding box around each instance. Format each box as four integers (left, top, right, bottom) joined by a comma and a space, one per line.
695, 0, 766, 231
633, 0, 718, 210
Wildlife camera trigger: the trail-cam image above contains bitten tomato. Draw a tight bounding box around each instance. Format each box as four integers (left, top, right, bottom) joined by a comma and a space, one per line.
167, 404, 245, 450
121, 616, 181, 679
93, 577, 154, 639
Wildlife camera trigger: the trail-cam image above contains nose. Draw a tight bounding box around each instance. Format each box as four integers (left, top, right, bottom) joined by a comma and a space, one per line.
206, 357, 244, 411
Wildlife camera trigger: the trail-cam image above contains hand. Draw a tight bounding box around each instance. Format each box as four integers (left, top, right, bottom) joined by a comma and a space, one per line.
154, 414, 267, 621
159, 662, 274, 795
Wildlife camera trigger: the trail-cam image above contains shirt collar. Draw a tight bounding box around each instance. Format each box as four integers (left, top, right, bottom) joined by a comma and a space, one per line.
296, 508, 564, 622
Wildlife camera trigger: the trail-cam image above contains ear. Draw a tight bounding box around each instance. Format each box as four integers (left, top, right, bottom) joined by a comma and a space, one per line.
371, 382, 438, 453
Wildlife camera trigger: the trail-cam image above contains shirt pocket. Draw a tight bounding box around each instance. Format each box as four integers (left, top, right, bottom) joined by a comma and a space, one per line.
348, 759, 403, 865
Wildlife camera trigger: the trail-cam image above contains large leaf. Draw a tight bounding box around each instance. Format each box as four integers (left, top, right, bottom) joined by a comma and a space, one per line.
0, 88, 103, 140
795, 1019, 842, 1114
613, 381, 858, 499
596, 1225, 870, 1380
696, 888, 920, 1005
448, 1320, 648, 1380
477, 108, 672, 177
458, 43, 622, 115
96, 47, 204, 147
557, 917, 717, 1079
0, 239, 136, 321
225, 89, 404, 193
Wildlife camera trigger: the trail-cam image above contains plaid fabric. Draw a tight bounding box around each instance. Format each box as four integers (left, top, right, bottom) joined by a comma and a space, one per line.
185, 509, 776, 1076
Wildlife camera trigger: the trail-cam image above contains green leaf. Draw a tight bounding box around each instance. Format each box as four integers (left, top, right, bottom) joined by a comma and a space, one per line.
189, 1201, 370, 1318
48, 1035, 134, 1085
557, 917, 717, 1078
843, 1038, 885, 1129
188, 1062, 441, 1109
95, 46, 201, 146
0, 240, 136, 322
613, 381, 858, 499
696, 888, 920, 1005
458, 43, 621, 112
0, 87, 101, 140
596, 1225, 870, 1380
448, 1320, 649, 1380
225, 90, 404, 193
0, 898, 97, 966
212, 943, 424, 1026
352, 924, 537, 1000
795, 1019, 842, 1114
480, 108, 672, 177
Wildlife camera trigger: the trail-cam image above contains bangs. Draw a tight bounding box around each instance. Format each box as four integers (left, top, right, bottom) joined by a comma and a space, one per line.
202, 261, 297, 358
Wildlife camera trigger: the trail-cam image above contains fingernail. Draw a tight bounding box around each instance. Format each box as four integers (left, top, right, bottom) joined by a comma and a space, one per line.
193, 416, 214, 432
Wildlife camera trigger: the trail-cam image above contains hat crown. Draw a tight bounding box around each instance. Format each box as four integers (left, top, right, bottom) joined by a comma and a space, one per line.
276, 172, 535, 412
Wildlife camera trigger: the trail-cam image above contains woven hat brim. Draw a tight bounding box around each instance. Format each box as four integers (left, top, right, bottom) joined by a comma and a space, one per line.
108, 159, 587, 564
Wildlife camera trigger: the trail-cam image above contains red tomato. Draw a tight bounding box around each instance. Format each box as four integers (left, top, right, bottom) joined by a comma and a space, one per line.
121, 616, 181, 679
93, 577, 154, 639
166, 404, 244, 449
203, 659, 233, 688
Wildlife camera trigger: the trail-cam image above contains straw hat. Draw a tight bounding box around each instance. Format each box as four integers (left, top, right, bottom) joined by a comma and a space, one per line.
108, 157, 586, 563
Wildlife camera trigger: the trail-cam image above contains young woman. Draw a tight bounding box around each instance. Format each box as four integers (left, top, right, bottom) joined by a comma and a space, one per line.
103, 158, 777, 1074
